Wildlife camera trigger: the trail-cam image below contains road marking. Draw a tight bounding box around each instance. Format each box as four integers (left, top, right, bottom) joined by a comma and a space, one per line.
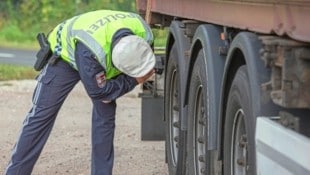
0, 53, 15, 58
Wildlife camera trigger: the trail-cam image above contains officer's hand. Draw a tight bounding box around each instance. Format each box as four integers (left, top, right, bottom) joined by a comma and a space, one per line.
135, 69, 155, 84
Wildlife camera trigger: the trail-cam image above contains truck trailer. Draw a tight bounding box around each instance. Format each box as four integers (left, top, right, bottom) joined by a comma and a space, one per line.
136, 0, 310, 175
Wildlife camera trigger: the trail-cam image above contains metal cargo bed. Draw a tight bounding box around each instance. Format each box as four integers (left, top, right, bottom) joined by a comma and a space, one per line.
137, 0, 310, 43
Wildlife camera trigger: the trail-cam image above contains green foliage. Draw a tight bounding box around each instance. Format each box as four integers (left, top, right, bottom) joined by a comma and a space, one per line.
0, 0, 137, 45
0, 22, 29, 41
0, 64, 38, 81
152, 28, 168, 47
0, 0, 167, 48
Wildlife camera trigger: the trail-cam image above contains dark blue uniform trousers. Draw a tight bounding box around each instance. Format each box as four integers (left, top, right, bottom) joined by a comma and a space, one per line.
5, 42, 137, 175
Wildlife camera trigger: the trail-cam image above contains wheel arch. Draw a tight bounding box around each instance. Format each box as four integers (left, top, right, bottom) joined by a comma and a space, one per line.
165, 20, 191, 128
186, 24, 226, 151
218, 32, 278, 160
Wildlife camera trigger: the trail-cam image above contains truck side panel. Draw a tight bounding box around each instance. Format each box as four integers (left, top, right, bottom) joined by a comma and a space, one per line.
138, 0, 310, 43
256, 117, 310, 174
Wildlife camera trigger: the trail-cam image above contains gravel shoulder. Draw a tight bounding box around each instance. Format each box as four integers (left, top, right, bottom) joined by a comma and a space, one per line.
0, 80, 168, 175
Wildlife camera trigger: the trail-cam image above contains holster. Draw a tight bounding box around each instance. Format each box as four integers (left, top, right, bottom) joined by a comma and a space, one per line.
34, 33, 52, 71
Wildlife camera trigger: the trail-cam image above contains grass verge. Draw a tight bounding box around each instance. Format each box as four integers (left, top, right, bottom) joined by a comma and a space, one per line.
0, 64, 38, 81
0, 39, 39, 50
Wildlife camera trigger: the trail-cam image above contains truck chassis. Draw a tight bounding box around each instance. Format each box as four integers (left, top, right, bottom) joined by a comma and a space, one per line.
137, 1, 310, 175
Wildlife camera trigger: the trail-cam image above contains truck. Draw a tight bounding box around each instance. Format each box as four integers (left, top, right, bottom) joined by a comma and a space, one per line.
136, 0, 310, 175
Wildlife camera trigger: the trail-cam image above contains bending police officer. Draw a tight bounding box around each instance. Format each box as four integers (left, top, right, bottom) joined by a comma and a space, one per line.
5, 9, 155, 175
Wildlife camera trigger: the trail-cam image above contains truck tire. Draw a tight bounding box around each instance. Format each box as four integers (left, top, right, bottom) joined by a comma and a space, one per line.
187, 49, 209, 175
165, 43, 184, 174
223, 65, 256, 175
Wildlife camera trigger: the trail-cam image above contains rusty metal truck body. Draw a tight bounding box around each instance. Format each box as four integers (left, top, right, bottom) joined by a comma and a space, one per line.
137, 1, 310, 175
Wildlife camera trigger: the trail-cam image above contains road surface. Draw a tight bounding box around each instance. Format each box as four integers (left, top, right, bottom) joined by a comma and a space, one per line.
0, 47, 36, 66
0, 80, 168, 175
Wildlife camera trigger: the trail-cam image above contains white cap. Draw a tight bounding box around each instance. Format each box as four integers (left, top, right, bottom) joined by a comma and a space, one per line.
112, 35, 155, 78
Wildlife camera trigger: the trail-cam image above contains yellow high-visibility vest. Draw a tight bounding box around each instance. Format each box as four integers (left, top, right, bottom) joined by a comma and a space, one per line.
48, 10, 153, 79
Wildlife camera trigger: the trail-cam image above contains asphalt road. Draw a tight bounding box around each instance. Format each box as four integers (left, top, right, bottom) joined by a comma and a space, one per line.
0, 47, 36, 66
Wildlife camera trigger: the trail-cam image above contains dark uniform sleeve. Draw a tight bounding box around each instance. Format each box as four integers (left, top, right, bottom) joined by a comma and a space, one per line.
75, 41, 138, 101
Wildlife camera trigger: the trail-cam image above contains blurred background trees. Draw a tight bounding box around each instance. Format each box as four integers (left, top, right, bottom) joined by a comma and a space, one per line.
0, 0, 166, 81
0, 0, 137, 45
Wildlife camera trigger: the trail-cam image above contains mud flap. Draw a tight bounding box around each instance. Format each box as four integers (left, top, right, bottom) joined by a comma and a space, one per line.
140, 92, 165, 141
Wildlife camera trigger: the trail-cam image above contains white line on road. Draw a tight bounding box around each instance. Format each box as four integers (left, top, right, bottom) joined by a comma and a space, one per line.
0, 53, 15, 58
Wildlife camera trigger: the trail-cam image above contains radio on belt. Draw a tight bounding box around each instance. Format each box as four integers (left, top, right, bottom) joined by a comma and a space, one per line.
34, 33, 52, 71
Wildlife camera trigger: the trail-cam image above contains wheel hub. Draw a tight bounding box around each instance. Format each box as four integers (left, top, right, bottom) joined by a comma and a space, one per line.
231, 109, 248, 175
194, 86, 207, 175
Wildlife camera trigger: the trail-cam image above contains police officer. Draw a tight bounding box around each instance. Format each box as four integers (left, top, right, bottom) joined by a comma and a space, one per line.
5, 10, 155, 175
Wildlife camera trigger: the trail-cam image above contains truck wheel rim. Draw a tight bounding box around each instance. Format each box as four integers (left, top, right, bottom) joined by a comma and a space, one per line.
231, 109, 247, 175
169, 70, 179, 166
193, 85, 206, 175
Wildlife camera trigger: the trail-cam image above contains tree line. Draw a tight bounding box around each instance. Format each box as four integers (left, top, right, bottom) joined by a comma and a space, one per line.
0, 0, 136, 43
